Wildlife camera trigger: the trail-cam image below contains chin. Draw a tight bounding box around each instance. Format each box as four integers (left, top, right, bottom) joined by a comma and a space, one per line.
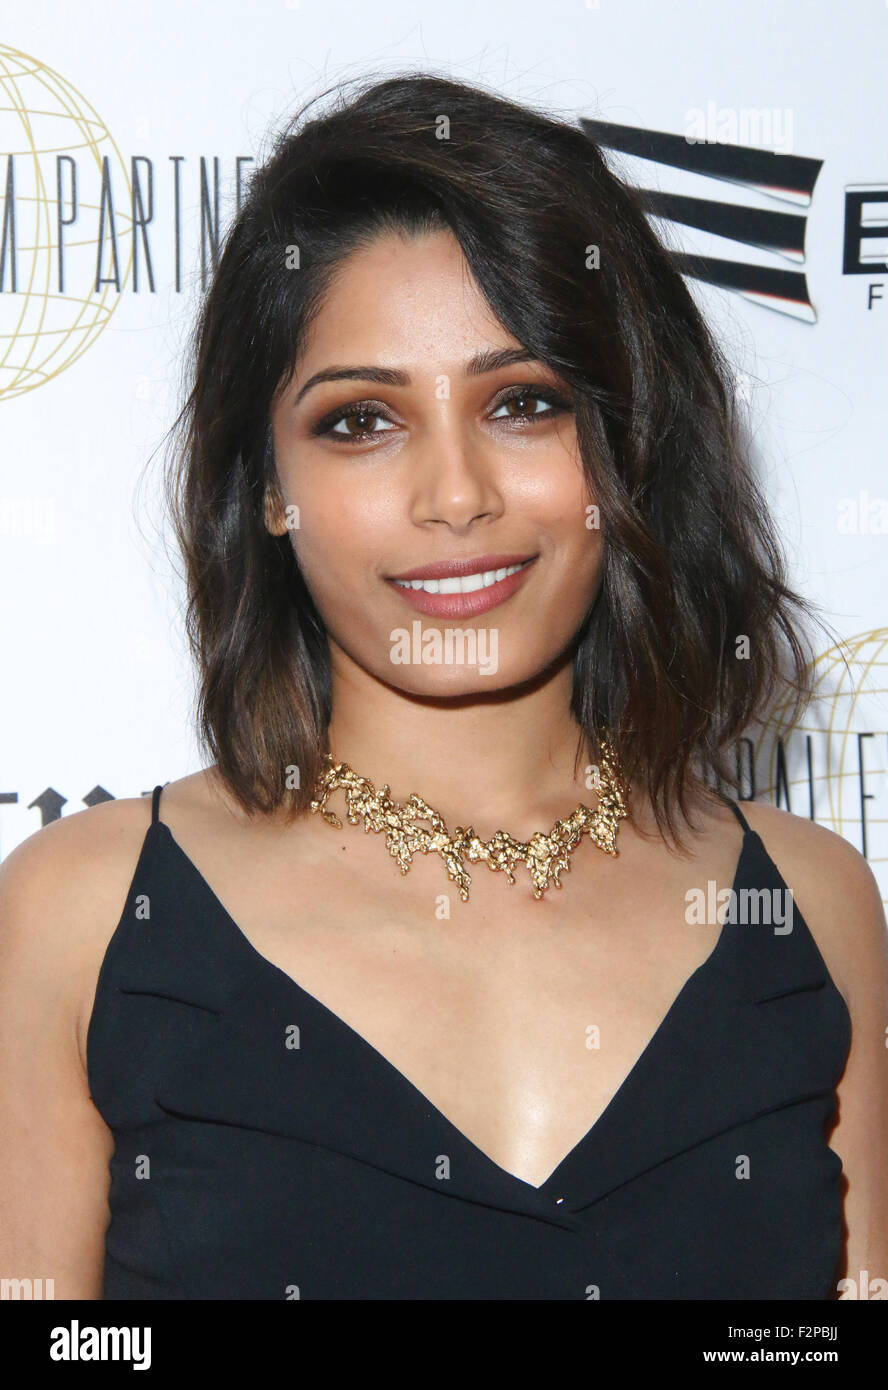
389, 664, 534, 697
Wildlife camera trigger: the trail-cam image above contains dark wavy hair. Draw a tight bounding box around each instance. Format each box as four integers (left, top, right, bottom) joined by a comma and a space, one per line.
161, 70, 833, 847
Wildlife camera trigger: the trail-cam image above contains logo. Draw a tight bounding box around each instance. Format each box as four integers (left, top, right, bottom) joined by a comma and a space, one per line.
580, 117, 822, 321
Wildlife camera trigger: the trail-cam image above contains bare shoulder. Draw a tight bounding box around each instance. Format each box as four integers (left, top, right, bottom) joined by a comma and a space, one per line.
0, 772, 214, 1074
0, 791, 150, 942
735, 799, 888, 1010
0, 788, 156, 920
0, 769, 222, 915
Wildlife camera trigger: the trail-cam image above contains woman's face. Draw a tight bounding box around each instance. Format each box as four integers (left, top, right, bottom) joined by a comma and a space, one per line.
268, 228, 603, 694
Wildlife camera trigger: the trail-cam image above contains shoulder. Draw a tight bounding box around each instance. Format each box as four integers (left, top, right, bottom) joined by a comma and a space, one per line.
0, 796, 154, 1053
0, 790, 156, 912
0, 774, 212, 1075
0, 770, 224, 902
735, 799, 888, 1012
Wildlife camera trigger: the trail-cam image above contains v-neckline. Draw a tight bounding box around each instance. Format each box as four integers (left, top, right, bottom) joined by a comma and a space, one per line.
152, 817, 751, 1198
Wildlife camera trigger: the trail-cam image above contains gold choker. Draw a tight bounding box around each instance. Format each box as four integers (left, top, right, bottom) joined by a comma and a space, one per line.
309, 732, 629, 902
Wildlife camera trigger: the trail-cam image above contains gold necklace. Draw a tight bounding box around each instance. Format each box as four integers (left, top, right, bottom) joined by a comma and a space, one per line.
309, 732, 629, 903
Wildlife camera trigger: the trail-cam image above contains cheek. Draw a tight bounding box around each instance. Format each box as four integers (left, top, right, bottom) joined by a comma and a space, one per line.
287, 479, 394, 604
530, 471, 604, 608
518, 457, 597, 555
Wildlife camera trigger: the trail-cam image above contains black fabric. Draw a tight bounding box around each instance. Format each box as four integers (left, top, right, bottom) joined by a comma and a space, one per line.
85, 786, 851, 1299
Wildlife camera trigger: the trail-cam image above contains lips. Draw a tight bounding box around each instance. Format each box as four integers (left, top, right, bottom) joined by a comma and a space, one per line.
387, 553, 537, 582
385, 555, 538, 619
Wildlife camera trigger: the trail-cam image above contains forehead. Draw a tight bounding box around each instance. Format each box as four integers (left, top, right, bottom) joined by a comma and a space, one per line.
297, 228, 516, 370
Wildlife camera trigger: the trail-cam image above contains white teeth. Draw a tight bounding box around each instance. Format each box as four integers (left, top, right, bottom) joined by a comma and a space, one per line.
393, 561, 529, 594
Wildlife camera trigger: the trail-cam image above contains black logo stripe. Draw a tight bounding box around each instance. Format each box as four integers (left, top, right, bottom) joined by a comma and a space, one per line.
580, 118, 822, 202
637, 189, 807, 261
671, 252, 813, 315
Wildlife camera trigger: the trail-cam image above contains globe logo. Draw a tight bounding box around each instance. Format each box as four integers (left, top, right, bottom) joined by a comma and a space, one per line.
0, 43, 132, 399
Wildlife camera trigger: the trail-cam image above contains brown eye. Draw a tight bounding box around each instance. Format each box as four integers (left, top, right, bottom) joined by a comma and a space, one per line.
312, 401, 397, 442
489, 387, 570, 423
501, 392, 542, 418
335, 409, 382, 437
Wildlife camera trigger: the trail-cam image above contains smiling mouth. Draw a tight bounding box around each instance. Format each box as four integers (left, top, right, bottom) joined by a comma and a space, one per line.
384, 555, 539, 619
390, 558, 535, 595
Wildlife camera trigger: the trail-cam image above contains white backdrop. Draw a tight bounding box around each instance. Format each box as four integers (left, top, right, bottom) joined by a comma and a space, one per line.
1, 1, 886, 895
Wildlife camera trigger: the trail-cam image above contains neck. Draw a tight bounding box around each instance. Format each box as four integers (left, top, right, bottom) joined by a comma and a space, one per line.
321, 643, 609, 843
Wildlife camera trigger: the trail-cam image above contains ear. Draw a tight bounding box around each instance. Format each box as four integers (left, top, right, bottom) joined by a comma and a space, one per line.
263, 482, 289, 536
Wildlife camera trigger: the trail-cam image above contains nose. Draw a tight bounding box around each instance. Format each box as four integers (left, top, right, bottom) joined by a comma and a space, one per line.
406, 421, 504, 532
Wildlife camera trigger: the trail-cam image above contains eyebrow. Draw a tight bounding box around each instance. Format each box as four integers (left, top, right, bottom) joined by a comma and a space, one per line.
292, 346, 539, 406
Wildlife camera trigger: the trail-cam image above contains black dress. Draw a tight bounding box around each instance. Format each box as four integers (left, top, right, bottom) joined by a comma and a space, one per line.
85, 784, 851, 1299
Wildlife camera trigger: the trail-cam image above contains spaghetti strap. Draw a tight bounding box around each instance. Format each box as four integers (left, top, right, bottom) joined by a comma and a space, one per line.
151, 783, 164, 826
721, 794, 751, 834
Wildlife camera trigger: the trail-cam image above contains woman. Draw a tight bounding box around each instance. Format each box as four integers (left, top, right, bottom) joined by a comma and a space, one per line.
1, 72, 886, 1301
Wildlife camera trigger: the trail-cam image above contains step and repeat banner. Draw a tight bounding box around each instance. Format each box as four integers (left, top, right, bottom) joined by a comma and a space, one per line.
1, 2, 886, 893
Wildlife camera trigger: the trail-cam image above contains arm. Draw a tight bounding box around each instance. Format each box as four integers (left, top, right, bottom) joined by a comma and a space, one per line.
819, 835, 888, 1296
0, 805, 145, 1299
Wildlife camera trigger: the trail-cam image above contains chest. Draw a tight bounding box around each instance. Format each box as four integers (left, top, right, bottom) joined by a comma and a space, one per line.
167, 821, 738, 1186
